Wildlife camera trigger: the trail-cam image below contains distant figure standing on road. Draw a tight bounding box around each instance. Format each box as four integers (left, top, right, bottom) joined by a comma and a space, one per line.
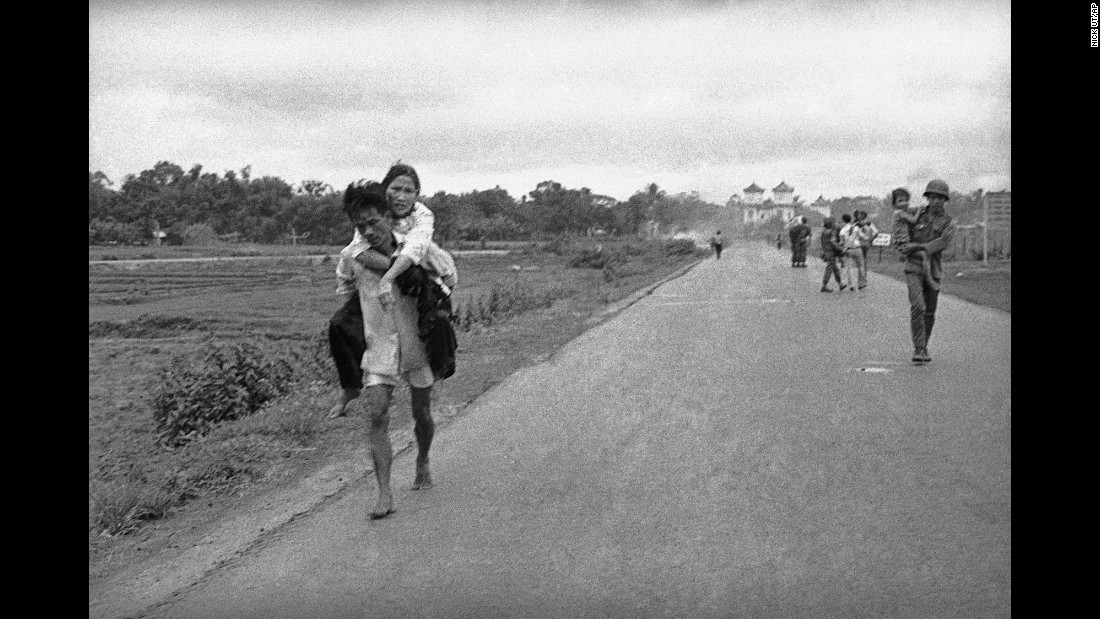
898, 179, 957, 364
789, 217, 812, 267
819, 217, 845, 292
776, 233, 783, 250
853, 210, 878, 268
710, 230, 723, 260
787, 220, 800, 266
839, 213, 868, 291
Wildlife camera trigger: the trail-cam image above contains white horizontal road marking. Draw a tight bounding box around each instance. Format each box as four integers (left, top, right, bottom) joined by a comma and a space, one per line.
652, 299, 797, 306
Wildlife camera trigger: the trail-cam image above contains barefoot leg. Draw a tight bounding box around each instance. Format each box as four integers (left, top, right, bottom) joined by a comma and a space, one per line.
365, 385, 397, 518
411, 386, 434, 490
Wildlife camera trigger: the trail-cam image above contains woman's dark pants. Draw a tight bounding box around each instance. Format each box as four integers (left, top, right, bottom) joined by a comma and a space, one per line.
329, 294, 366, 391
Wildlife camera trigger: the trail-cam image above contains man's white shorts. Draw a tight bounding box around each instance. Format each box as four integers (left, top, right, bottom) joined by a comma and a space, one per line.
364, 366, 434, 389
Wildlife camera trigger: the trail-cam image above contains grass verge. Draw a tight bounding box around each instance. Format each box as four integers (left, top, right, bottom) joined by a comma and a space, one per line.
865, 254, 1010, 313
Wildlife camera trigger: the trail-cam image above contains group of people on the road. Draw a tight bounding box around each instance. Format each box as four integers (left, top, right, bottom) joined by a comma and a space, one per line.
706, 179, 955, 367
817, 210, 878, 292
764, 179, 955, 364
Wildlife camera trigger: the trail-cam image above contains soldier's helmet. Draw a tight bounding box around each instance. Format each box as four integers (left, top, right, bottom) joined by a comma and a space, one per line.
923, 179, 950, 199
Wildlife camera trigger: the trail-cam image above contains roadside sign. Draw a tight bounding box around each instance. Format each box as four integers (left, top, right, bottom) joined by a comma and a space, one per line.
871, 233, 891, 247
984, 191, 1010, 230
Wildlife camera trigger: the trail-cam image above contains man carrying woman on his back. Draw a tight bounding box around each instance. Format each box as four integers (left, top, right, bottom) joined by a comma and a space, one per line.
327, 163, 457, 519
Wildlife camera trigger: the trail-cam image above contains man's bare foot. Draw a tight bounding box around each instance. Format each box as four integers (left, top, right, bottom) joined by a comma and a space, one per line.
370, 492, 395, 519
412, 459, 433, 490
327, 389, 361, 419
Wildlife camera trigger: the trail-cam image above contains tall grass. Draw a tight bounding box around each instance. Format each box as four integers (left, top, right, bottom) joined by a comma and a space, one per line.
89, 479, 176, 537
450, 279, 560, 332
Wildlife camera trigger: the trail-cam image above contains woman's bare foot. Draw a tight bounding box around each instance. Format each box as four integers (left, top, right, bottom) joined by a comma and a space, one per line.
327, 388, 361, 419
412, 458, 433, 490
370, 491, 395, 519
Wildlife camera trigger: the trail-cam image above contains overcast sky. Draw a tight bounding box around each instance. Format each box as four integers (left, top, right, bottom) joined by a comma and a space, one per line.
89, 0, 1010, 204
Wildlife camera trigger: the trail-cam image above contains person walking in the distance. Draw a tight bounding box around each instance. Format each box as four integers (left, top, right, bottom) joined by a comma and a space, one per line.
898, 179, 957, 364
819, 217, 846, 292
710, 230, 723, 260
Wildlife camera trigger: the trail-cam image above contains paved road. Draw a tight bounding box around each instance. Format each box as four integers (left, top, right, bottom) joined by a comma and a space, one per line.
138, 242, 1010, 618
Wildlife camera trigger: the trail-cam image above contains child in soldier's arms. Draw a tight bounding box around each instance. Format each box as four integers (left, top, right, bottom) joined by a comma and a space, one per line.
890, 187, 932, 282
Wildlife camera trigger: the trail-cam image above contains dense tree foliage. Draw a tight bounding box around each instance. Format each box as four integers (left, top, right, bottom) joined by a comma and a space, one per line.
94, 160, 992, 246
90, 161, 732, 246
90, 162, 349, 246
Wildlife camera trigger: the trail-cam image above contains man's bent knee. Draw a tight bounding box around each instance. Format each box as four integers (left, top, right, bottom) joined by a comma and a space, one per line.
363, 385, 394, 422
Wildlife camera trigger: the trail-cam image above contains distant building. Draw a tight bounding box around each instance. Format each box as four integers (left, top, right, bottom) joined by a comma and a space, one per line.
772, 181, 794, 205
742, 182, 765, 205
739, 182, 796, 224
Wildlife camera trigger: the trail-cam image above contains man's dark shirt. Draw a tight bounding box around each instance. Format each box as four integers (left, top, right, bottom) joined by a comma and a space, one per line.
819, 228, 843, 259
900, 206, 956, 284
794, 223, 811, 245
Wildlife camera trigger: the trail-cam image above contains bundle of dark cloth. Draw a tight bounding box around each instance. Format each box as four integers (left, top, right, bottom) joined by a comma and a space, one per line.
394, 264, 458, 381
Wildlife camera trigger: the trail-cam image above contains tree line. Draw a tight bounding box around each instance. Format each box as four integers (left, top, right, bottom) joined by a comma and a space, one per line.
89, 160, 991, 247
89, 161, 741, 247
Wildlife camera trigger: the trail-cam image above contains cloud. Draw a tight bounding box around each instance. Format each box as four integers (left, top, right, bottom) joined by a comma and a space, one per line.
89, 0, 1011, 201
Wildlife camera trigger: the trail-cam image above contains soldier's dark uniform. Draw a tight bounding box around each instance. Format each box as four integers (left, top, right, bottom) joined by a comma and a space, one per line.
899, 197, 956, 360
